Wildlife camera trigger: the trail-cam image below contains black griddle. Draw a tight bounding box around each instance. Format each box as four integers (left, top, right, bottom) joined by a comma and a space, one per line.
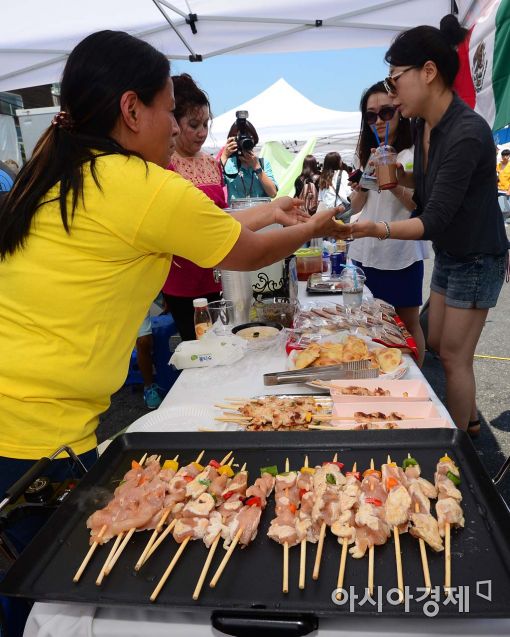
2, 429, 510, 626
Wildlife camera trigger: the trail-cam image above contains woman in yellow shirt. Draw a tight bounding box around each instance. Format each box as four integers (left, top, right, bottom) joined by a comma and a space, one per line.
0, 31, 344, 514
497, 148, 510, 221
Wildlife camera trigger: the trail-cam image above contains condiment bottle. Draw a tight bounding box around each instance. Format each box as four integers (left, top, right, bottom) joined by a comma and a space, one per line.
193, 298, 212, 339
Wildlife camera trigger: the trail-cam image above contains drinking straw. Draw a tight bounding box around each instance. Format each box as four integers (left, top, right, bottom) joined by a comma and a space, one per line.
385, 121, 389, 146
371, 125, 381, 146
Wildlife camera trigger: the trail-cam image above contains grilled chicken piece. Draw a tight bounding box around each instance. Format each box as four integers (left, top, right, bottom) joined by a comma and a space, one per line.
204, 511, 223, 548
173, 517, 209, 543
436, 498, 465, 536
331, 510, 356, 543
182, 492, 215, 518
409, 512, 444, 552
385, 485, 412, 528
437, 477, 462, 501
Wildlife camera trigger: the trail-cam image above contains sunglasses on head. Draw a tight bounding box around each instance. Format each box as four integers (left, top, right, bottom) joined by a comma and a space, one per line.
364, 106, 397, 126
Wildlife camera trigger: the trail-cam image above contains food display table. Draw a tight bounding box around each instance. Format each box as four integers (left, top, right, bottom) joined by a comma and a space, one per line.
22, 282, 510, 636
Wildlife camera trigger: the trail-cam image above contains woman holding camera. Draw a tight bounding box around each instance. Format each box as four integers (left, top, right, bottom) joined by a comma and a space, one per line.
337, 16, 508, 435
348, 81, 428, 366
220, 120, 277, 203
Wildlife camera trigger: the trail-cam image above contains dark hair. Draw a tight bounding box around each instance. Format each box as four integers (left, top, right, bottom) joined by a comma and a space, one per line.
384, 14, 468, 87
0, 30, 170, 260
172, 73, 211, 122
227, 120, 259, 147
319, 152, 342, 190
294, 155, 320, 197
502, 149, 510, 157
356, 81, 413, 169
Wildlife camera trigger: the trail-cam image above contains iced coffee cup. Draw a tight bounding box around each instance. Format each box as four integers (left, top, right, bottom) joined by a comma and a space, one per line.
374, 145, 398, 190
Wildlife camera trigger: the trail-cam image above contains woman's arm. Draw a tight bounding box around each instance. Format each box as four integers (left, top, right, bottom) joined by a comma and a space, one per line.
217, 209, 348, 270
336, 217, 425, 242
349, 184, 368, 213
389, 185, 416, 212
229, 197, 309, 231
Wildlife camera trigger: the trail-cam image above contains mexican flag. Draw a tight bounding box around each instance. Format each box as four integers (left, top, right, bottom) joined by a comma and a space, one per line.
457, 0, 510, 131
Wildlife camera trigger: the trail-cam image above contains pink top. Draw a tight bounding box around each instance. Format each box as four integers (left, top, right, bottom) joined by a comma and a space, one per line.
162, 152, 227, 297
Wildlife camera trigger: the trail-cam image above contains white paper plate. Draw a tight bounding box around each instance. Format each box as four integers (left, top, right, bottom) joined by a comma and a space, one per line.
126, 405, 242, 433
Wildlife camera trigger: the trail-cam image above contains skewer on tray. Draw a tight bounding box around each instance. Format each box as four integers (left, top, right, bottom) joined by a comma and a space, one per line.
73, 452, 148, 583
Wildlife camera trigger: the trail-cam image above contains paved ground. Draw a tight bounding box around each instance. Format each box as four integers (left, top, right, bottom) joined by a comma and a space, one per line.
98, 246, 510, 504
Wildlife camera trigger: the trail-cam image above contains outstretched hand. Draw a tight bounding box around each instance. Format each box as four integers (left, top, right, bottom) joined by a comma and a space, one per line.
272, 197, 310, 226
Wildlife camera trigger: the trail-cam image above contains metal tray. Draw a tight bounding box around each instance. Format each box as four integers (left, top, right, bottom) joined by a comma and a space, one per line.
2, 430, 510, 621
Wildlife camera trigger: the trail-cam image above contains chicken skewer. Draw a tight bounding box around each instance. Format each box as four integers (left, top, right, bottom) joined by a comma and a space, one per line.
403, 453, 443, 593
381, 455, 411, 602
434, 453, 464, 591
296, 455, 319, 590
194, 460, 268, 599
350, 459, 390, 596
136, 450, 231, 570
150, 460, 246, 602
332, 462, 361, 597
312, 454, 346, 580
267, 458, 301, 593
72, 452, 148, 582
94, 453, 164, 583
209, 462, 276, 589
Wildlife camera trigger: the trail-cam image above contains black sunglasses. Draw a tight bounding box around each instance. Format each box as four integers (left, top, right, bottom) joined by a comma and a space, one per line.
365, 106, 397, 126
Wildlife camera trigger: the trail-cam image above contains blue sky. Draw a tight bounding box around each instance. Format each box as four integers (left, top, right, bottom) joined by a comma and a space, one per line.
172, 46, 389, 116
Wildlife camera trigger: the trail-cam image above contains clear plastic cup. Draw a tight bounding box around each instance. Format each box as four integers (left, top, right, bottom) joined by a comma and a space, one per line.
373, 144, 398, 190
208, 300, 235, 335
339, 265, 366, 309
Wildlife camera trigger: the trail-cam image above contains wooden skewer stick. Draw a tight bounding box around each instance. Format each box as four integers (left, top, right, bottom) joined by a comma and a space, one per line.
78, 453, 147, 583
298, 455, 309, 590
134, 454, 179, 571
210, 527, 243, 588
193, 533, 221, 600
73, 524, 107, 583
150, 536, 191, 602
313, 453, 338, 580
445, 522, 451, 591
415, 501, 431, 592
336, 462, 356, 599
283, 457, 290, 594
96, 532, 124, 585
368, 458, 375, 596
387, 455, 404, 603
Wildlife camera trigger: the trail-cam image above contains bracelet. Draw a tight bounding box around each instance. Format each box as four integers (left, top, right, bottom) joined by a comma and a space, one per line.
377, 220, 391, 240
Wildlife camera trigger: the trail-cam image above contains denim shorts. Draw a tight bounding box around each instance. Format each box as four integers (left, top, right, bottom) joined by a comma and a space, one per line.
431, 250, 507, 309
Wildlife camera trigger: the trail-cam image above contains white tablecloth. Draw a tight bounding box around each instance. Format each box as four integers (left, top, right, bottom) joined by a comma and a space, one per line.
26, 282, 507, 636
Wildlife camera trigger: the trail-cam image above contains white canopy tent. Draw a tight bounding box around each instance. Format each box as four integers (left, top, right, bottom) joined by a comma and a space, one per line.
206, 79, 361, 159
0, 0, 485, 92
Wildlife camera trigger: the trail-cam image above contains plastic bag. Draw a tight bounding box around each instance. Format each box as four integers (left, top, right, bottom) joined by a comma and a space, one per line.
169, 335, 247, 369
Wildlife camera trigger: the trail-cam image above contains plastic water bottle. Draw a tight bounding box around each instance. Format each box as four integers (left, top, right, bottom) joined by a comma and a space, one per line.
193, 298, 212, 339
322, 250, 331, 276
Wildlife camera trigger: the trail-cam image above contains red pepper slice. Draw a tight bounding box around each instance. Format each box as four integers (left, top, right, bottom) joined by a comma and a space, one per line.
299, 488, 307, 499
208, 459, 221, 469
245, 496, 262, 507
323, 461, 345, 470
183, 475, 193, 483
365, 497, 382, 506
289, 503, 297, 514
346, 471, 361, 481
223, 491, 234, 501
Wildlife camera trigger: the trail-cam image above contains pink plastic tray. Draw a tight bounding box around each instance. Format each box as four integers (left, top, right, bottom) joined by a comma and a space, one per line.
329, 379, 430, 402
331, 400, 441, 419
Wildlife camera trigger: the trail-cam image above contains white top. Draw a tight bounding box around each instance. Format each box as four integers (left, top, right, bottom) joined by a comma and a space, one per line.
318, 169, 351, 208
348, 148, 429, 270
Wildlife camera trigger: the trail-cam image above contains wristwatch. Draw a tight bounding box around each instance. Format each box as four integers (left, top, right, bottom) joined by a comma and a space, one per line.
254, 167, 263, 175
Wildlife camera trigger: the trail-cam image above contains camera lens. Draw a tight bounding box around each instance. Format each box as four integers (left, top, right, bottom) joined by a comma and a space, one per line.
240, 137, 254, 152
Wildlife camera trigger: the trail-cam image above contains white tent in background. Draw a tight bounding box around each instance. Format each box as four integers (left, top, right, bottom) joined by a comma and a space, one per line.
206, 79, 361, 160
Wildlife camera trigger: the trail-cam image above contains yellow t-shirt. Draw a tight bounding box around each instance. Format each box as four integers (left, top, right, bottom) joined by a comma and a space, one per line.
497, 161, 510, 191
0, 154, 241, 459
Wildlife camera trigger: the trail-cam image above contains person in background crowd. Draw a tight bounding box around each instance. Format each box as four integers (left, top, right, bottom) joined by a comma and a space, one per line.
0, 29, 346, 509
0, 160, 16, 194
136, 311, 163, 409
497, 148, 510, 223
4, 159, 20, 175
294, 154, 320, 198
220, 120, 277, 203
317, 151, 351, 211
336, 15, 508, 436
161, 73, 224, 340
349, 81, 428, 366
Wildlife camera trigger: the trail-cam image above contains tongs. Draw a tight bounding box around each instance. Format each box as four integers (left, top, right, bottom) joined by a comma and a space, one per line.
263, 360, 379, 386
